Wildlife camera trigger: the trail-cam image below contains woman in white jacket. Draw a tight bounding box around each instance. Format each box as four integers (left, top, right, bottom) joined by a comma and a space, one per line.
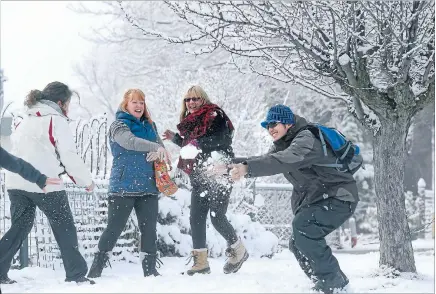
0, 81, 95, 285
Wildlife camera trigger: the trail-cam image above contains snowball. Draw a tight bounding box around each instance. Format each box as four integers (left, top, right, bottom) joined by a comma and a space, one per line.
180, 144, 201, 159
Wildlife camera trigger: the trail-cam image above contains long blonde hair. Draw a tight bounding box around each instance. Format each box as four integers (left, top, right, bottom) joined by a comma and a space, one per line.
119, 89, 153, 124
179, 85, 212, 122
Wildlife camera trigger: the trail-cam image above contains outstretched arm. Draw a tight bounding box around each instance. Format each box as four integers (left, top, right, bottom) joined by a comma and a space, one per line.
0, 146, 47, 189
231, 130, 318, 179
162, 129, 183, 147
110, 120, 161, 152
53, 116, 93, 187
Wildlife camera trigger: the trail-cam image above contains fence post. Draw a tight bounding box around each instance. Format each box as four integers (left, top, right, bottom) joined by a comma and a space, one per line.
417, 178, 426, 239
432, 213, 435, 239
19, 237, 29, 268
252, 181, 256, 204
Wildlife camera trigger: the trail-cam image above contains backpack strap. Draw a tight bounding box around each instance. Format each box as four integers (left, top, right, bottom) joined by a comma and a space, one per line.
316, 127, 328, 157
339, 143, 352, 161
301, 124, 328, 157
313, 162, 349, 171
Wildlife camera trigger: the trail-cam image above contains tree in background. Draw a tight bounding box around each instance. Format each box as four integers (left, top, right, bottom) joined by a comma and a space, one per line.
120, 1, 435, 272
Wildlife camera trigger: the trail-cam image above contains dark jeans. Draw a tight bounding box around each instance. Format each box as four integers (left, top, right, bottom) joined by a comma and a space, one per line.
98, 195, 158, 254
0, 190, 88, 280
290, 197, 357, 281
190, 175, 238, 249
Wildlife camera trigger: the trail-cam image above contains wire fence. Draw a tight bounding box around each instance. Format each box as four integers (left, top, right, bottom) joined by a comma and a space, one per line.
1, 114, 433, 270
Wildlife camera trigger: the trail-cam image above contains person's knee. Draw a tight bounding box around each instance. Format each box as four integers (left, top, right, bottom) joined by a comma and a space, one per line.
292, 214, 306, 236
209, 210, 225, 226
190, 211, 207, 227
288, 235, 297, 253
102, 222, 125, 237
139, 223, 157, 238
292, 213, 319, 248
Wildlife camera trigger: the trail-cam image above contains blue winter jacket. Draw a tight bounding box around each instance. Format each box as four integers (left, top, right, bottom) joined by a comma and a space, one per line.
108, 111, 159, 196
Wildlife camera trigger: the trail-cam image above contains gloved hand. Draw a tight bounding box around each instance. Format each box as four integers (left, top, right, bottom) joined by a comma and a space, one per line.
85, 181, 95, 192
146, 147, 171, 164
162, 130, 176, 141
206, 164, 230, 177
42, 177, 62, 193
351, 236, 357, 248
228, 163, 248, 181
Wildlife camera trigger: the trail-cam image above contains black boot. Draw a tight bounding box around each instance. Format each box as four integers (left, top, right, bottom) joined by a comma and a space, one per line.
312, 270, 349, 294
142, 253, 162, 277
0, 275, 16, 284
87, 251, 110, 278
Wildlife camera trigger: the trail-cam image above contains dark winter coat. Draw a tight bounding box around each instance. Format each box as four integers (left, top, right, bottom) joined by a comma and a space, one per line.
0, 146, 47, 189
236, 115, 359, 214
108, 110, 159, 196
172, 107, 234, 184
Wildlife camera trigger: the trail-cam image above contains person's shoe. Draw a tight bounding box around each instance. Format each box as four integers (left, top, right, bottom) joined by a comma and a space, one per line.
312, 271, 349, 294
185, 249, 211, 276
87, 251, 110, 278
142, 253, 162, 277
65, 276, 96, 285
0, 275, 17, 284
223, 238, 249, 274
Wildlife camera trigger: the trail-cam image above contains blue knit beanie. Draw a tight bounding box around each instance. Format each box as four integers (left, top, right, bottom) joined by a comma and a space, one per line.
261, 104, 295, 129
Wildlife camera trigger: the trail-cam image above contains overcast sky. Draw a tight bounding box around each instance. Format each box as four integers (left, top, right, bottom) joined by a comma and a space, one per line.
1, 1, 97, 114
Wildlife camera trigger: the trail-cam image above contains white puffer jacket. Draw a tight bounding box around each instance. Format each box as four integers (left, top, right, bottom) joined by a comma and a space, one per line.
6, 101, 93, 193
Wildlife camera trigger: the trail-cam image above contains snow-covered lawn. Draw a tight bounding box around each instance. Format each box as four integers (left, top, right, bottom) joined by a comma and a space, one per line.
3, 249, 434, 293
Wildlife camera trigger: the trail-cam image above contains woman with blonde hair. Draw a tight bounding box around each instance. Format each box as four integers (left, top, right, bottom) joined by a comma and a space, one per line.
163, 85, 248, 276
87, 89, 169, 278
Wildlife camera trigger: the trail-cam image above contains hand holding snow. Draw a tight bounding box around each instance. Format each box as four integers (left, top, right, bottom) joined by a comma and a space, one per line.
180, 144, 201, 159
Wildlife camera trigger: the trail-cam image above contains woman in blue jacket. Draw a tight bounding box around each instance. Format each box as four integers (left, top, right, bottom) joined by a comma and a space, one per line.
87, 89, 170, 279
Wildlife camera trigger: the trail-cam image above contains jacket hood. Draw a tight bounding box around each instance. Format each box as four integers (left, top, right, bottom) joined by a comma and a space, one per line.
27, 100, 69, 120
115, 109, 146, 123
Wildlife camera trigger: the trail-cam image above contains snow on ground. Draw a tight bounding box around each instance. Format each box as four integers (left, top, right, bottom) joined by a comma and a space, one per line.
2, 250, 434, 293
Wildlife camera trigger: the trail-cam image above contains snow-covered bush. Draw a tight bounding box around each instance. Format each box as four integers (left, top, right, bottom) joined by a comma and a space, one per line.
155, 186, 278, 258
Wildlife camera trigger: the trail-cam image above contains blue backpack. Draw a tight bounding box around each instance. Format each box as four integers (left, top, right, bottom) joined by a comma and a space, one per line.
305, 124, 364, 174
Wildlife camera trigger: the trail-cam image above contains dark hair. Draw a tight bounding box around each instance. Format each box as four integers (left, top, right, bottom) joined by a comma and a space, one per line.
24, 81, 77, 107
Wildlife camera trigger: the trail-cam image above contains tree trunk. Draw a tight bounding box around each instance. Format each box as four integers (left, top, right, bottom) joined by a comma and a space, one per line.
373, 116, 416, 272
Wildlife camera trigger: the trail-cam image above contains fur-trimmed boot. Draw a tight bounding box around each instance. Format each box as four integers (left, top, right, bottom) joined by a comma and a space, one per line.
223, 238, 249, 274
186, 248, 211, 276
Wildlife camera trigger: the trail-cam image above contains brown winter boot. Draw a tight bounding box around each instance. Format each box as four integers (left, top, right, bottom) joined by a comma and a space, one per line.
186, 249, 211, 276
223, 238, 249, 274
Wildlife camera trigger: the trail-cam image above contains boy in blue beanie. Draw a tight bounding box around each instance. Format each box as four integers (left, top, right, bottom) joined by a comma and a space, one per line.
222, 104, 359, 293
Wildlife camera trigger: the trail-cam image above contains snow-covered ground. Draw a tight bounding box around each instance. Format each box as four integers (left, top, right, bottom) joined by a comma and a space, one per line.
3, 248, 434, 293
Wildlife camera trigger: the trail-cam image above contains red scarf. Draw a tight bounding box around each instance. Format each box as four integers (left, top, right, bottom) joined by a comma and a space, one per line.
176, 104, 234, 174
